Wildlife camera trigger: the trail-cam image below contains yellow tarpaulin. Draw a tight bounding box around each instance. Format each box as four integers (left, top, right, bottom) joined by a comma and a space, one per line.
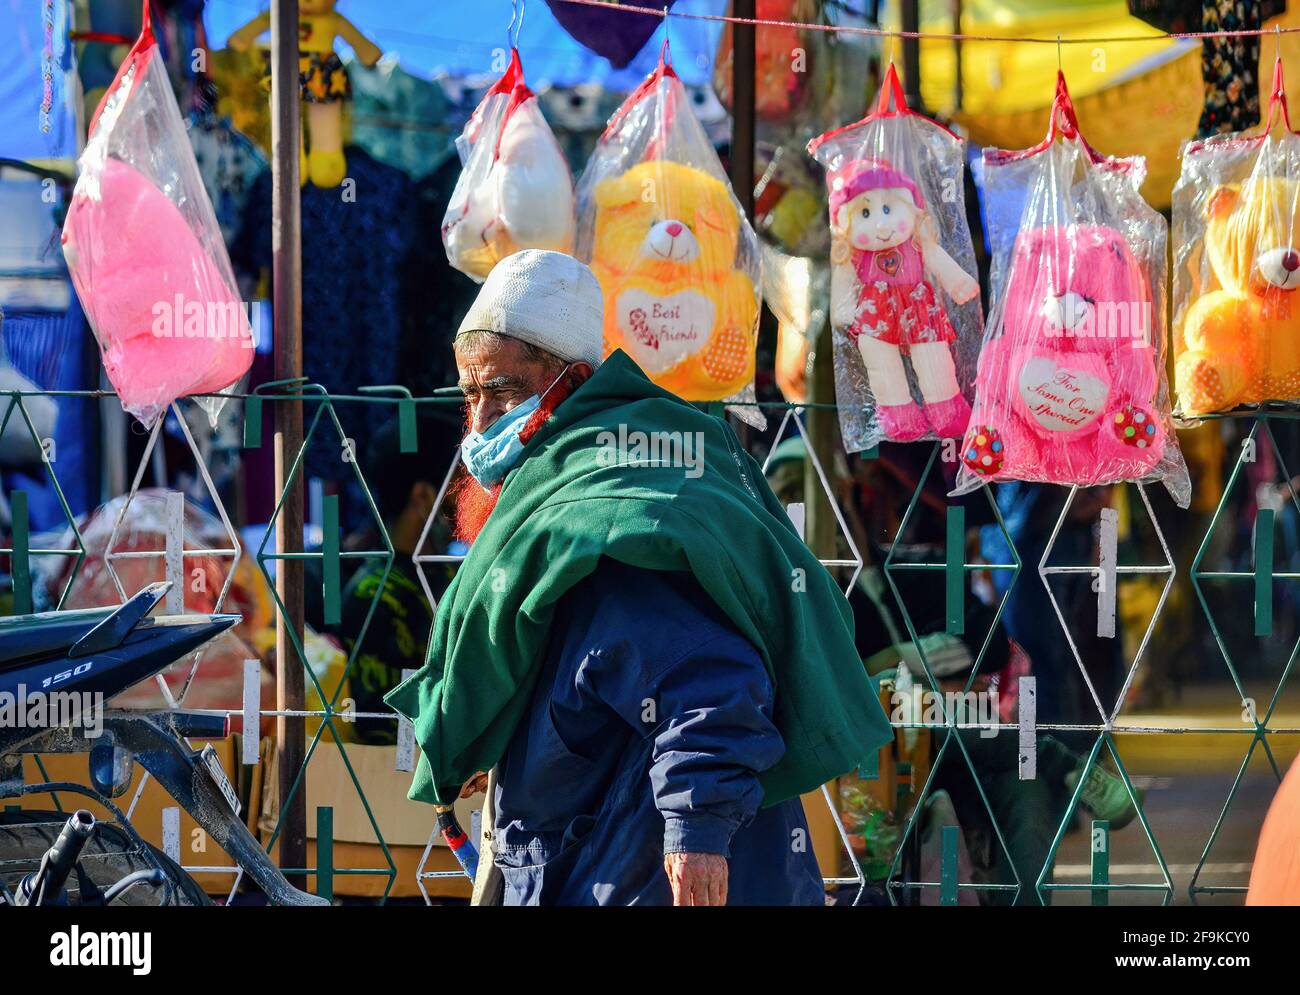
891, 2, 1300, 208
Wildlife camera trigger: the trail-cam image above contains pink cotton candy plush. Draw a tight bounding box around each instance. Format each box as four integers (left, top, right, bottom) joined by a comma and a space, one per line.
62, 156, 253, 424
961, 225, 1166, 487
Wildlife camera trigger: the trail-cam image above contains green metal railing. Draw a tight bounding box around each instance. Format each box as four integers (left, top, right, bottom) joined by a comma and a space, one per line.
3, 386, 1295, 905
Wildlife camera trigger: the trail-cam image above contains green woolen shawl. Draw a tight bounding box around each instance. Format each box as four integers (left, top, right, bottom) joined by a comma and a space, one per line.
384, 350, 891, 807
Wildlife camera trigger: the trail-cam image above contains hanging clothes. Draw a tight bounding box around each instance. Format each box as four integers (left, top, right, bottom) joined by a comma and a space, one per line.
346, 57, 455, 181
544, 0, 676, 69
186, 110, 266, 245
0, 168, 93, 528
231, 145, 421, 516
1196, 0, 1264, 138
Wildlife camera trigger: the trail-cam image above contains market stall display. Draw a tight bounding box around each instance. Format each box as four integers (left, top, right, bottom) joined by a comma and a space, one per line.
60, 2, 254, 428
808, 63, 983, 451
713, 0, 812, 123
1173, 58, 1300, 417
953, 72, 1190, 507
227, 0, 383, 188
442, 48, 576, 283
11, 0, 1300, 912
577, 45, 762, 412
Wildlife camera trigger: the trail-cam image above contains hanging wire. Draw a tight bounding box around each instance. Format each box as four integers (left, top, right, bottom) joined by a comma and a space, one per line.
552, 0, 1300, 45
507, 0, 526, 50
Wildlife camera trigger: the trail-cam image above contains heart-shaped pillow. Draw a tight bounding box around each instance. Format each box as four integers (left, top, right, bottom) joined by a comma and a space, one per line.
1017, 354, 1110, 434
615, 287, 716, 374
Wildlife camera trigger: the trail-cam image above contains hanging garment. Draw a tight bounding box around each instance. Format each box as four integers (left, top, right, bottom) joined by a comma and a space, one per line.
346, 57, 455, 181
0, 298, 96, 529
232, 145, 418, 491
1196, 0, 1264, 138
187, 110, 266, 245
545, 0, 675, 69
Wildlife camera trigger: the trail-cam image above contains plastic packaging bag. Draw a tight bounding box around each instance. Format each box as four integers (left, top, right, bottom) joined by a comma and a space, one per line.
442, 49, 575, 282
575, 44, 763, 420
714, 0, 813, 124
953, 73, 1190, 507
60, 3, 254, 427
808, 63, 983, 451
1173, 58, 1300, 418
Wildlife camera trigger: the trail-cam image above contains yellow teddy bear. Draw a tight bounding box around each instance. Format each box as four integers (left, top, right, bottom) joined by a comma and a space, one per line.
590, 160, 758, 400
1177, 176, 1300, 414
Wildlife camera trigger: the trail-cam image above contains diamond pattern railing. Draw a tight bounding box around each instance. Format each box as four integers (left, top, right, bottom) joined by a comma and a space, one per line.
1187, 415, 1300, 901
248, 383, 398, 898
0, 393, 86, 613
2, 385, 1296, 906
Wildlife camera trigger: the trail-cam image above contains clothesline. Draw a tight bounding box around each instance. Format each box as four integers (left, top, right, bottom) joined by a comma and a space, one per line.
552, 0, 1300, 46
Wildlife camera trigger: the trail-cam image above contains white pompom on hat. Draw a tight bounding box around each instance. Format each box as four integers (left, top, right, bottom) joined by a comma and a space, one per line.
456, 249, 605, 369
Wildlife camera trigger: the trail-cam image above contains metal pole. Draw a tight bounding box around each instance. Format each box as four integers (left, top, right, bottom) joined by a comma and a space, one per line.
729, 0, 756, 220
270, 0, 307, 890
901, 0, 923, 112
952, 0, 963, 111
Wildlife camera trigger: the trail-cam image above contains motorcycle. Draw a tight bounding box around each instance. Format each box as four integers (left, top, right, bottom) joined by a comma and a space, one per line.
0, 581, 326, 906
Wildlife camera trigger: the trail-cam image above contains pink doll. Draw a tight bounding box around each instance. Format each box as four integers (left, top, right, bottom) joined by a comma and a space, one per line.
829, 158, 979, 440
961, 224, 1165, 486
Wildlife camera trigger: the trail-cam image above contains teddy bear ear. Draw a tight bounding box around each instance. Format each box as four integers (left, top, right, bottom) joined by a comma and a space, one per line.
594, 171, 643, 210
1206, 184, 1241, 221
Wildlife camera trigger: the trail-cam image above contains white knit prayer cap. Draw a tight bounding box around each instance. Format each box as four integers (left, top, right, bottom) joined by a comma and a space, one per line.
456, 250, 605, 369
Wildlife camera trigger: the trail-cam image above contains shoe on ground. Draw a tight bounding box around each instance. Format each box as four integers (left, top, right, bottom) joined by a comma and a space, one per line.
1066, 763, 1144, 831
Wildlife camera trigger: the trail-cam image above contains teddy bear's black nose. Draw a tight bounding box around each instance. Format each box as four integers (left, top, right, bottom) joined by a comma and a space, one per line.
1283, 250, 1300, 272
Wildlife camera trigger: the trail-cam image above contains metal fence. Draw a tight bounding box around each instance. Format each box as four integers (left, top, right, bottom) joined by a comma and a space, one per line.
1, 387, 1294, 905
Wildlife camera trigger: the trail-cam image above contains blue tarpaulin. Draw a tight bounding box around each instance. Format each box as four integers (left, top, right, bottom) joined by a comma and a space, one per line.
0, 0, 726, 162
202, 0, 727, 88
0, 0, 78, 161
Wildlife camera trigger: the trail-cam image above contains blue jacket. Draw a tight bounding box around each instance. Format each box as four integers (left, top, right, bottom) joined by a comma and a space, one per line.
492, 558, 825, 905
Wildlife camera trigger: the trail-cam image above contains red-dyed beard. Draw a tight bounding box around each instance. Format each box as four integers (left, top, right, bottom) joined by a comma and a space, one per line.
451, 370, 580, 544
450, 472, 500, 544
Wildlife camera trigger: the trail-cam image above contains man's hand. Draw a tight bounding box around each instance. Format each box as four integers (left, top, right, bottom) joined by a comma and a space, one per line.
459, 771, 488, 798
664, 852, 728, 906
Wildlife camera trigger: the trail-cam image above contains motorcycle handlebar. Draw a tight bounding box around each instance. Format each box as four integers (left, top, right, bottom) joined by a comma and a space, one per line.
23, 810, 96, 905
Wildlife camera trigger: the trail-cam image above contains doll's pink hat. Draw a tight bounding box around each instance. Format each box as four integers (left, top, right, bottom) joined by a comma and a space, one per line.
829, 158, 924, 216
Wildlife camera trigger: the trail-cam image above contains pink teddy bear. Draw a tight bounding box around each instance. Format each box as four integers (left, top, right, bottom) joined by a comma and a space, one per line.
961, 224, 1165, 486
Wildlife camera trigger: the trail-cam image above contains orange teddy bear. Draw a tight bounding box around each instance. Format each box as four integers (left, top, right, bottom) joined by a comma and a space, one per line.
1177, 176, 1300, 414
589, 160, 759, 400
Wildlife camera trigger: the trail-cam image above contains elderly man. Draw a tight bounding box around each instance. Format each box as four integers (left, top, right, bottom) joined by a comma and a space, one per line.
387, 250, 890, 906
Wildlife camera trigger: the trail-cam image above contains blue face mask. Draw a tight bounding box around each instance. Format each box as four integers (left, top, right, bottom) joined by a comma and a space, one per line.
460, 366, 569, 489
